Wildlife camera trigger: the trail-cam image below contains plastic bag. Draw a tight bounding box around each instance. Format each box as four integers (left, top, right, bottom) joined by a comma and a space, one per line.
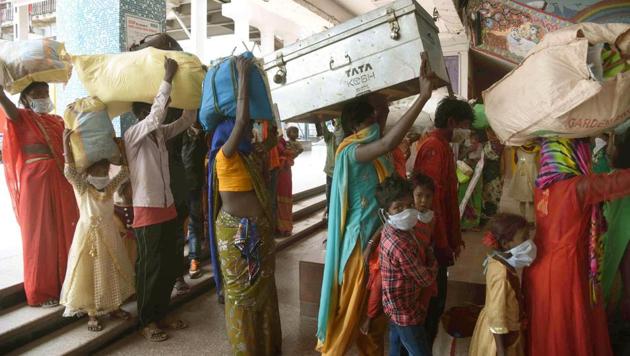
72, 47, 205, 117
199, 52, 274, 132
0, 39, 72, 95
64, 97, 120, 173
483, 23, 630, 146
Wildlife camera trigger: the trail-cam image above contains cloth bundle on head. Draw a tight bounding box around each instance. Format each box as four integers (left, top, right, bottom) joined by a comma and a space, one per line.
535, 137, 605, 303
0, 39, 72, 94
63, 97, 121, 173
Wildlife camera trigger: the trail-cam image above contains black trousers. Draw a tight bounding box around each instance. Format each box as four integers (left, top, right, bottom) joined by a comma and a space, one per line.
135, 219, 178, 327
424, 266, 448, 347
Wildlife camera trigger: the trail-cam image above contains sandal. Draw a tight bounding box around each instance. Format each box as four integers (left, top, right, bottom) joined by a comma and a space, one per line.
41, 299, 59, 308
110, 308, 131, 321
87, 318, 103, 332
173, 278, 190, 296
141, 325, 168, 342
159, 318, 189, 330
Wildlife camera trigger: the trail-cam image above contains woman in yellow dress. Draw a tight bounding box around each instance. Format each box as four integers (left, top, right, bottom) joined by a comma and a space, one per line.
470, 213, 533, 356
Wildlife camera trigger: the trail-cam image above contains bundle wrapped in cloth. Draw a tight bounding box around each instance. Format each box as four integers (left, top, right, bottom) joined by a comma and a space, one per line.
0, 39, 72, 94
64, 97, 121, 173
72, 47, 205, 117
199, 51, 274, 132
483, 23, 630, 146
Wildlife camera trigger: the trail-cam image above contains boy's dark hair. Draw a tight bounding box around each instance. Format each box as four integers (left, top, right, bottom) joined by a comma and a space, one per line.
131, 102, 151, 118
411, 173, 435, 193
613, 129, 630, 169
340, 97, 374, 135
434, 97, 474, 129
286, 126, 299, 135
489, 213, 528, 247
376, 174, 413, 209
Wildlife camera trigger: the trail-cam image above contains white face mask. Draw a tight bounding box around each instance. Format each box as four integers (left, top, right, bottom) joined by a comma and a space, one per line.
452, 128, 471, 144
417, 209, 434, 224
505, 240, 537, 269
87, 175, 110, 190
594, 137, 607, 155
28, 97, 54, 114
386, 208, 419, 231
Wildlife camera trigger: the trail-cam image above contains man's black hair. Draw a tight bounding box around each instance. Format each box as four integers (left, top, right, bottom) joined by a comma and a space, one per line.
434, 97, 474, 129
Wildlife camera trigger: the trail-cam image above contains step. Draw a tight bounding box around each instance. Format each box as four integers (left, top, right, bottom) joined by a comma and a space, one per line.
276, 210, 326, 251
293, 185, 326, 203
7, 264, 215, 356
292, 193, 326, 221
6, 209, 326, 355
0, 303, 71, 353
0, 283, 25, 310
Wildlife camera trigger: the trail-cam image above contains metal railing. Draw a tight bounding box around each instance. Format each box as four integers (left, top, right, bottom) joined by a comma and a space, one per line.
31, 0, 56, 16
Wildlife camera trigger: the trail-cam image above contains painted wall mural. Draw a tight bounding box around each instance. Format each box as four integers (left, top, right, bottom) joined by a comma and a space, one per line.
469, 0, 572, 63
468, 0, 630, 64
536, 0, 630, 24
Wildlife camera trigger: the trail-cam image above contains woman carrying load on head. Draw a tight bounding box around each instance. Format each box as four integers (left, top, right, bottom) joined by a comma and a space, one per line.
207, 56, 282, 355
317, 53, 438, 356
524, 138, 630, 356
0, 82, 79, 308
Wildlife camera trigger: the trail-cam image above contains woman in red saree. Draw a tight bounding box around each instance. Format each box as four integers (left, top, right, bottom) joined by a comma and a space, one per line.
524, 138, 630, 356
0, 82, 79, 307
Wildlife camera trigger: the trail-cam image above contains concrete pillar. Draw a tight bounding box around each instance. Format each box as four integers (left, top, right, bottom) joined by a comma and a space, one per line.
13, 5, 29, 40
190, 0, 207, 57
57, 0, 166, 134
260, 26, 275, 55
234, 17, 250, 43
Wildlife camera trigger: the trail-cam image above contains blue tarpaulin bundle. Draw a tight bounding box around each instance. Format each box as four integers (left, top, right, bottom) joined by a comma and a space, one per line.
199, 52, 274, 132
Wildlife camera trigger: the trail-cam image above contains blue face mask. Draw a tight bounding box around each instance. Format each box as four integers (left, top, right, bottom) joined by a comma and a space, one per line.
28, 97, 54, 114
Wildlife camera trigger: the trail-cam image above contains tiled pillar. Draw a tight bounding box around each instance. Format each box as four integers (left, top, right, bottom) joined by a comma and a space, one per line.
56, 0, 165, 134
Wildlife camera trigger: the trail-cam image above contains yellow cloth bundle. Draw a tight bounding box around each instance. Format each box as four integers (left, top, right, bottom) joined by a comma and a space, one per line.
72, 47, 205, 116
0, 39, 72, 94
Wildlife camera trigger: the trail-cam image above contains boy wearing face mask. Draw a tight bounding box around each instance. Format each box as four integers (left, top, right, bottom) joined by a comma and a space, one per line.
375, 175, 438, 356
361, 173, 439, 344
469, 213, 534, 356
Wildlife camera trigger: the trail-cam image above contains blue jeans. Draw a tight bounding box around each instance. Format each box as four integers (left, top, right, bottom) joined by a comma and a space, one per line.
187, 190, 203, 260
389, 322, 431, 356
